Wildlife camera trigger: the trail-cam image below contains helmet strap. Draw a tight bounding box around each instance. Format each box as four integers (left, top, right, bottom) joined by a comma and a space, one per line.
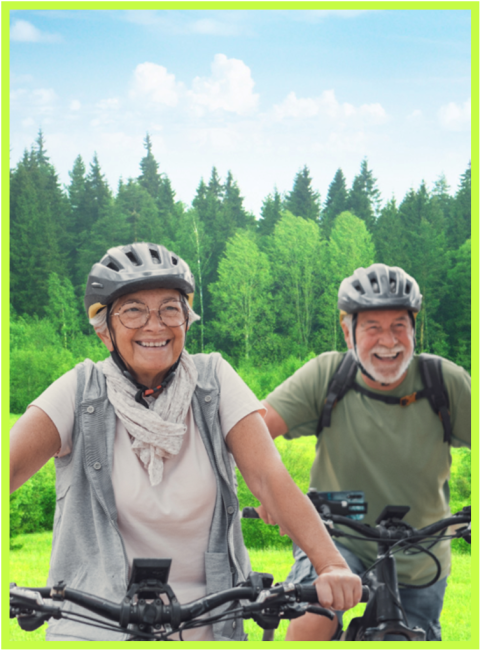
106, 304, 187, 409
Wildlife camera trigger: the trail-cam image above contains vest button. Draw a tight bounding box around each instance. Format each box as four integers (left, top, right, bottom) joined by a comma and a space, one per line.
93, 462, 102, 470
232, 621, 236, 629
87, 406, 95, 414
227, 506, 235, 514
204, 395, 212, 403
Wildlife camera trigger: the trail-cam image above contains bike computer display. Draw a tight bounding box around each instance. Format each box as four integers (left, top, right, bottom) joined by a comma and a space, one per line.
307, 490, 367, 520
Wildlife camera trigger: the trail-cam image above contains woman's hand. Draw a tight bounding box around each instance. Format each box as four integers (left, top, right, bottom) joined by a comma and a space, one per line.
254, 504, 287, 535
313, 566, 362, 611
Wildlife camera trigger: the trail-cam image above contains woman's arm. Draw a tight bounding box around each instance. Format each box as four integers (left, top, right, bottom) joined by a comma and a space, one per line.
226, 411, 362, 612
10, 406, 61, 493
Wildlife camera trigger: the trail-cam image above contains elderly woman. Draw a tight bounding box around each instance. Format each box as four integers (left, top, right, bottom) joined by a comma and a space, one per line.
10, 242, 361, 641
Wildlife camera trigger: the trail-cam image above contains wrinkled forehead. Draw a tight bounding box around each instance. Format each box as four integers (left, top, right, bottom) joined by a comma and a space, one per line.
357, 308, 412, 328
114, 288, 183, 308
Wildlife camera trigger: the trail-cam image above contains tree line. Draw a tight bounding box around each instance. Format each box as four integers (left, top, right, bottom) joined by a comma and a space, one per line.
10, 131, 471, 411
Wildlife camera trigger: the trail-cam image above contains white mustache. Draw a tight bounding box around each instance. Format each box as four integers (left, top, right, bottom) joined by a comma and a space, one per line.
371, 345, 405, 356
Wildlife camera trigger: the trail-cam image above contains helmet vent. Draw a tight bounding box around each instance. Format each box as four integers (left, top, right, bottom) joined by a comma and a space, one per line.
353, 281, 365, 295
125, 251, 140, 266
405, 282, 411, 294
390, 280, 397, 293
149, 248, 161, 264
106, 261, 120, 272
371, 280, 380, 293
171, 256, 178, 266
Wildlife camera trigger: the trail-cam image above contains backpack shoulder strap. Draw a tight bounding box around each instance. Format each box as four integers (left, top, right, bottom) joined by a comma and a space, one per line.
316, 351, 358, 437
418, 354, 452, 444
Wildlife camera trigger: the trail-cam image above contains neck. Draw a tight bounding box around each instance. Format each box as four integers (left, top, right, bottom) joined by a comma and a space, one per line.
361, 370, 408, 391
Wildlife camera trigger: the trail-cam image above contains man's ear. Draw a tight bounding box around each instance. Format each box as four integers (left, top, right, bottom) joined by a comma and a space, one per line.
96, 328, 114, 352
341, 320, 354, 350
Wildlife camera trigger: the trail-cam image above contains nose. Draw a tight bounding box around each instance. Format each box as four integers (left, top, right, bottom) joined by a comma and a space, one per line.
378, 327, 398, 347
143, 309, 167, 329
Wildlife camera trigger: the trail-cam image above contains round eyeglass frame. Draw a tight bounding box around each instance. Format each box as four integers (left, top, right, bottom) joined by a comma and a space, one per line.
112, 301, 188, 330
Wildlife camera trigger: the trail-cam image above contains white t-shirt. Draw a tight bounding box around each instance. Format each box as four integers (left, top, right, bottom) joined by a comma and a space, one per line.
31, 356, 264, 641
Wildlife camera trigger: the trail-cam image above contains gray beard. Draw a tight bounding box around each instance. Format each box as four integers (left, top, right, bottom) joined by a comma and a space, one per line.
355, 346, 414, 385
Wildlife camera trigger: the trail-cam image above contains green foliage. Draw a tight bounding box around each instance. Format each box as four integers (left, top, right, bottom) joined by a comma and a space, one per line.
10, 460, 56, 536
270, 213, 326, 355
210, 231, 273, 360
10, 312, 108, 413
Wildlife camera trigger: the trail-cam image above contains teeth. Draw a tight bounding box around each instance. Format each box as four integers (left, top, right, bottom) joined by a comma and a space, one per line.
138, 341, 168, 348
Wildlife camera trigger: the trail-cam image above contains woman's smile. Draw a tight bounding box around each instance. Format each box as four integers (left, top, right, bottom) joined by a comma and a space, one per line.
98, 288, 187, 388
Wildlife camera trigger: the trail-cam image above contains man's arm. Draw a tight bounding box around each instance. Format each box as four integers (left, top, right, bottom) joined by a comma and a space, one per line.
227, 412, 361, 612
262, 400, 288, 439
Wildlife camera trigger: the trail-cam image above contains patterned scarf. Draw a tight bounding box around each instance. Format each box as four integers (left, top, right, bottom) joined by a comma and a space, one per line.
100, 351, 198, 486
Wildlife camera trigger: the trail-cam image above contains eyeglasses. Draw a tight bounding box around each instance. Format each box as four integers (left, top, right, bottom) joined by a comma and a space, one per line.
113, 300, 187, 329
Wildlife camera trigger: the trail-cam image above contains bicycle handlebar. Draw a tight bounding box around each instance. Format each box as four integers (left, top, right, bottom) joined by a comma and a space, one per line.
242, 505, 471, 545
10, 577, 370, 637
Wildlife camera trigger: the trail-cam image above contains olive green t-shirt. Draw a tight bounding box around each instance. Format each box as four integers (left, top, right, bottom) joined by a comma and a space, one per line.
266, 352, 471, 585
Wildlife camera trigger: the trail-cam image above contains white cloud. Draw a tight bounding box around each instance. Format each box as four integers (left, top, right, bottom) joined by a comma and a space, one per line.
359, 103, 388, 124
190, 19, 246, 36
10, 20, 62, 43
273, 89, 387, 124
189, 54, 259, 115
97, 97, 121, 111
70, 99, 81, 111
21, 117, 35, 128
130, 62, 181, 107
438, 99, 470, 131
33, 88, 57, 105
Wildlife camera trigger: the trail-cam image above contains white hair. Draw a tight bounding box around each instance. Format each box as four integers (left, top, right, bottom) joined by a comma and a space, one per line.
89, 306, 109, 334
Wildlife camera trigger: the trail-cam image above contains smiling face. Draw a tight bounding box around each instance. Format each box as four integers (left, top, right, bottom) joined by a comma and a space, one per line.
97, 288, 187, 388
342, 309, 415, 389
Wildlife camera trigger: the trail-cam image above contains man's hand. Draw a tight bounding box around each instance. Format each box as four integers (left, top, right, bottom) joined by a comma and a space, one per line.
254, 504, 287, 535
313, 566, 362, 612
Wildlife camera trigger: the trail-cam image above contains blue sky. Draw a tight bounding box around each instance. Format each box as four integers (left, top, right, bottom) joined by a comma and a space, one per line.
10, 8, 471, 215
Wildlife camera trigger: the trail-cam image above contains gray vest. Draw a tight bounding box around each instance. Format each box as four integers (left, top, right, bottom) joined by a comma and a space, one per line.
46, 353, 251, 641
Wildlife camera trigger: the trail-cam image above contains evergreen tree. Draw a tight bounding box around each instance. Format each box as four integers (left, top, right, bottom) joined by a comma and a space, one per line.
10, 139, 68, 316
257, 188, 283, 237
347, 158, 381, 231
138, 133, 161, 199
116, 179, 162, 244
84, 153, 112, 231
372, 198, 401, 264
448, 163, 471, 249
321, 168, 348, 238
284, 166, 321, 222
223, 171, 255, 231
66, 155, 89, 287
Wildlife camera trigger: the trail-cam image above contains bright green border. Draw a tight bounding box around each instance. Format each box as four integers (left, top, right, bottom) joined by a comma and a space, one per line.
2, 2, 478, 649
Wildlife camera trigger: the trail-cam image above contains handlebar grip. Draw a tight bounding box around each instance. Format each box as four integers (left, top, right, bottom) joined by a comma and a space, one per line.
296, 584, 370, 604
242, 507, 260, 519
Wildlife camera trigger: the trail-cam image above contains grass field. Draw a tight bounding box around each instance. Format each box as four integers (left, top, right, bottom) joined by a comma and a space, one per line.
9, 531, 471, 643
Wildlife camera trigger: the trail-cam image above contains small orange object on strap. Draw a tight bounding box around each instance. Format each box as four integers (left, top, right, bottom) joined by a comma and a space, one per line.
400, 392, 417, 407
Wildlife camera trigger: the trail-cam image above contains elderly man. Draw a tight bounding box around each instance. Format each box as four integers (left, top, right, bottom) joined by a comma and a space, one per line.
259, 264, 471, 641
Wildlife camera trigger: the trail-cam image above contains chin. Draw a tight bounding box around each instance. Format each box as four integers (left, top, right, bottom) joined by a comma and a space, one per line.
365, 353, 414, 385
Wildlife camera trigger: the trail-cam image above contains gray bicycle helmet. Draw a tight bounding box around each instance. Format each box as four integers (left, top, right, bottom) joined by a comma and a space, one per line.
338, 264, 422, 314
85, 242, 195, 319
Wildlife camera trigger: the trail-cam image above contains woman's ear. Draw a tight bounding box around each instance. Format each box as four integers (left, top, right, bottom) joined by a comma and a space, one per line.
96, 328, 114, 352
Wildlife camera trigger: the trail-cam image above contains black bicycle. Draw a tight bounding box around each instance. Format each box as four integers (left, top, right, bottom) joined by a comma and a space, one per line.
10, 556, 369, 641
243, 493, 471, 641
